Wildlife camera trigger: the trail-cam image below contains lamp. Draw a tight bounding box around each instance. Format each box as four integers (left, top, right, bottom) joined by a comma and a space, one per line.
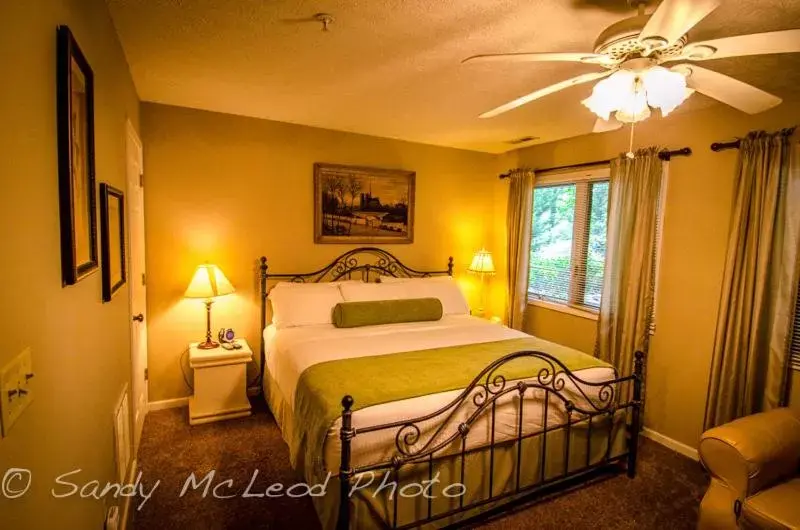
582, 66, 694, 124
467, 249, 496, 317
184, 263, 235, 349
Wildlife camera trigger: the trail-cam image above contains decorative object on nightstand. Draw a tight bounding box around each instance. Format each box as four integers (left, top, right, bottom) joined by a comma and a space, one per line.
184, 264, 235, 349
467, 249, 496, 318
218, 328, 241, 350
188, 338, 252, 425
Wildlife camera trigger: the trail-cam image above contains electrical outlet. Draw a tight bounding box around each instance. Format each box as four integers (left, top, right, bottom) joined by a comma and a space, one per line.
0, 348, 34, 437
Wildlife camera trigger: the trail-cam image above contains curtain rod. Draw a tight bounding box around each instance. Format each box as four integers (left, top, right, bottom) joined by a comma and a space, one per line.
711, 128, 797, 153
498, 147, 692, 179
711, 140, 740, 152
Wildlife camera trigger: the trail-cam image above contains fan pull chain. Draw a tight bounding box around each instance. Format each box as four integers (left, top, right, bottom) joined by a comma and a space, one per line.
626, 121, 636, 159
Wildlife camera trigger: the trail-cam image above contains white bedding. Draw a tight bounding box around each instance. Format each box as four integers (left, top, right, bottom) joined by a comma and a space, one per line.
263, 315, 616, 473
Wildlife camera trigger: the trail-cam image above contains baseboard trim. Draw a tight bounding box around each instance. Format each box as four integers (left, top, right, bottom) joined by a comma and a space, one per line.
642, 427, 699, 461
148, 397, 189, 411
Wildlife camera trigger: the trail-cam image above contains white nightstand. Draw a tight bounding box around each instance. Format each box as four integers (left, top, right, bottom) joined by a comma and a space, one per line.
188, 338, 252, 425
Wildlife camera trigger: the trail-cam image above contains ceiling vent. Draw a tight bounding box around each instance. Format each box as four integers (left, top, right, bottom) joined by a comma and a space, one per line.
506, 136, 539, 145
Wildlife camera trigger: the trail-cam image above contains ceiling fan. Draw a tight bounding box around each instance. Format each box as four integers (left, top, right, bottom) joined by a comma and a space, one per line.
464, 0, 800, 133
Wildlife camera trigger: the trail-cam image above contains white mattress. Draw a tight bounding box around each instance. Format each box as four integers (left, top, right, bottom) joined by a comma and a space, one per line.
264, 316, 616, 473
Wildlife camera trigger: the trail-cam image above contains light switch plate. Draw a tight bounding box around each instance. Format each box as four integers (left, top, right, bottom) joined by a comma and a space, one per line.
0, 348, 34, 437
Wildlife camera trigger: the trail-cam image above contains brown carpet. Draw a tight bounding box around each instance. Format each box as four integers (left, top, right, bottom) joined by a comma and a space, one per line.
133, 399, 708, 530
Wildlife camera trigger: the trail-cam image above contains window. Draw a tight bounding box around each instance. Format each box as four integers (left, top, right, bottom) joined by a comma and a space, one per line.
528, 169, 609, 312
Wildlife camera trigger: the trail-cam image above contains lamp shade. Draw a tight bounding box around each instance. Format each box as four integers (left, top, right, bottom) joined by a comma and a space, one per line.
184, 264, 235, 299
581, 66, 693, 124
467, 249, 496, 275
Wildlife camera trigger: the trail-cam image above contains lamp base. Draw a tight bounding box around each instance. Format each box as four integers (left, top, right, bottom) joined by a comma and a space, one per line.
197, 299, 218, 349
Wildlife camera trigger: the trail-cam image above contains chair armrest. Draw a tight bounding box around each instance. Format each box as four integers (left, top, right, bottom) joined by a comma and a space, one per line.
699, 408, 800, 498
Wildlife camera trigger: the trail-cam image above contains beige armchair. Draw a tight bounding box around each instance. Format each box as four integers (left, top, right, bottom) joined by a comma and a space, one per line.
698, 408, 800, 529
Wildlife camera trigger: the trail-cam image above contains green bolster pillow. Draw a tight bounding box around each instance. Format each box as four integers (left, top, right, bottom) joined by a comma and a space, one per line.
332, 298, 443, 328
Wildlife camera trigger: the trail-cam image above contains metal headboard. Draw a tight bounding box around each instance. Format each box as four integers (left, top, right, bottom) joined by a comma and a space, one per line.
257, 247, 454, 386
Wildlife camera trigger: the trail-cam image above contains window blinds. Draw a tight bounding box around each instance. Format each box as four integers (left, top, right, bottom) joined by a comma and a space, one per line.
528, 182, 576, 306
528, 179, 609, 310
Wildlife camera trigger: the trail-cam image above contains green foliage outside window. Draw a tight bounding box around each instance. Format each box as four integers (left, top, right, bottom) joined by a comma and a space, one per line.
528, 181, 609, 309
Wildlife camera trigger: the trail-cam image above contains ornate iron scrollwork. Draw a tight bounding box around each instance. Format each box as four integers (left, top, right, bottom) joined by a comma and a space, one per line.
261, 247, 452, 286
356, 350, 631, 468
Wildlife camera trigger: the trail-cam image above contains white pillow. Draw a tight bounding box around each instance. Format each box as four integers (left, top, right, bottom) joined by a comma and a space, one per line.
268, 282, 344, 328
338, 282, 412, 302
345, 276, 470, 315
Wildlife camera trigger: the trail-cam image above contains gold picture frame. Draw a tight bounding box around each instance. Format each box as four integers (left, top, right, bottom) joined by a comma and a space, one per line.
314, 163, 415, 244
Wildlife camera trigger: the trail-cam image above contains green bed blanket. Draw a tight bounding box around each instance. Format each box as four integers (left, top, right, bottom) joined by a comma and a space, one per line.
292, 336, 612, 477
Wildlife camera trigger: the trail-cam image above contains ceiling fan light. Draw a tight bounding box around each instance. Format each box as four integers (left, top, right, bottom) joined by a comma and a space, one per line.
660, 87, 695, 117
616, 106, 652, 123
582, 70, 635, 122
616, 87, 650, 123
581, 96, 612, 121
642, 66, 692, 117
582, 66, 692, 124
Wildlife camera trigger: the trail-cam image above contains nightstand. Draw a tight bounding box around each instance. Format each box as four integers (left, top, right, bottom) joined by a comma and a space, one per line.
188, 338, 252, 425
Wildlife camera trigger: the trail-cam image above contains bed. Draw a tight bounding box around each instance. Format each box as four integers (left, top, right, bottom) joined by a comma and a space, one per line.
258, 248, 644, 530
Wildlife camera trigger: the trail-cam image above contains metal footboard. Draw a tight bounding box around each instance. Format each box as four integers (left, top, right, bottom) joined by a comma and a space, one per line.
337, 350, 645, 530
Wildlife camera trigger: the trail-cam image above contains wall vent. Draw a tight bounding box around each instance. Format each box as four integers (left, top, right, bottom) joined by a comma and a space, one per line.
114, 389, 131, 483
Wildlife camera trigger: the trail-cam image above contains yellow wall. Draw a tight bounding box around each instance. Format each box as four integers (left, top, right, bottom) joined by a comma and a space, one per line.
0, 1, 140, 528
511, 101, 800, 449
141, 103, 503, 402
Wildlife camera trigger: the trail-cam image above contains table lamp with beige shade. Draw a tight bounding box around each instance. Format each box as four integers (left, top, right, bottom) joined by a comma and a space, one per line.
467, 249, 495, 318
184, 263, 235, 349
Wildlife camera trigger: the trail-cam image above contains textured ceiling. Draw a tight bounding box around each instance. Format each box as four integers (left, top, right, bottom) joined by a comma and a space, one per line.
107, 0, 800, 153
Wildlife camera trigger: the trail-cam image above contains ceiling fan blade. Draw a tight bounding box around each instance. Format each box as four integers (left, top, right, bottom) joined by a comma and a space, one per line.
462, 52, 616, 66
593, 117, 624, 133
639, 0, 721, 50
681, 29, 800, 61
480, 70, 614, 119
673, 64, 782, 114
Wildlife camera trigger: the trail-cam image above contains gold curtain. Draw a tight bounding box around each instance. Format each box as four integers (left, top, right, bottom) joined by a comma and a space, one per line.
704, 129, 800, 429
596, 147, 664, 378
505, 168, 535, 329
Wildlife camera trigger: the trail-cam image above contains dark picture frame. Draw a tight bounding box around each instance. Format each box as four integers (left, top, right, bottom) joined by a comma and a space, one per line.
314, 163, 415, 244
57, 25, 98, 285
100, 184, 126, 302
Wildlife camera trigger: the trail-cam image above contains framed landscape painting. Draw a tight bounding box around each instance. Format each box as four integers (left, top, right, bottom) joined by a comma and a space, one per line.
314, 163, 415, 244
57, 25, 97, 285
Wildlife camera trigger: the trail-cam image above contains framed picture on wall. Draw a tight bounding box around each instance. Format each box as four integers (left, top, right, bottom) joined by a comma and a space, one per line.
314, 163, 415, 244
57, 25, 98, 285
100, 184, 126, 302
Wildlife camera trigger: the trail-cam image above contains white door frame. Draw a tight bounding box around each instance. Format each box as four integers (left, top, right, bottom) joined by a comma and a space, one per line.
126, 119, 148, 453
